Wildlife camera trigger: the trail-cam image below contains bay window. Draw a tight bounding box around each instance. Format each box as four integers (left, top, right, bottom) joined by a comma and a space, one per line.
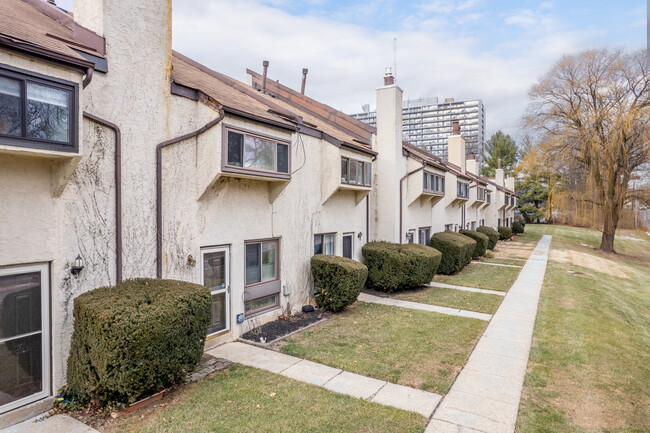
341, 157, 371, 186
0, 65, 77, 152
225, 128, 290, 176
423, 172, 445, 194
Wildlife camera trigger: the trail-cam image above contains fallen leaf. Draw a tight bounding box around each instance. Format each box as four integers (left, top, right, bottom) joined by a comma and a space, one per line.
269, 392, 276, 397
256, 404, 261, 409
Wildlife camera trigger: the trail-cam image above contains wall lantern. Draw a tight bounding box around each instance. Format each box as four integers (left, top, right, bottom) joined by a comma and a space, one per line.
70, 255, 85, 276
357, 232, 363, 240
187, 254, 197, 267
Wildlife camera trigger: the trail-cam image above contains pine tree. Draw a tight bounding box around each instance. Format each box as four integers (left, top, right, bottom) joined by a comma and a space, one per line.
481, 131, 518, 176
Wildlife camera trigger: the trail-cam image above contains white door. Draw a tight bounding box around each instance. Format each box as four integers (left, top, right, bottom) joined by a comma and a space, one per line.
0, 263, 50, 414
200, 247, 230, 337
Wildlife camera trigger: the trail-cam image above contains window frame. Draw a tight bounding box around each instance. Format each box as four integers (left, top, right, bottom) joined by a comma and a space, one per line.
0, 64, 78, 153
457, 180, 469, 199
341, 157, 371, 187
423, 171, 445, 194
244, 238, 281, 317
418, 227, 431, 246
222, 125, 291, 179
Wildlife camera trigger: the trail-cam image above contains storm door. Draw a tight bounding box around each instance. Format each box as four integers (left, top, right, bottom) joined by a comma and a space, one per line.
0, 264, 50, 414
201, 247, 230, 337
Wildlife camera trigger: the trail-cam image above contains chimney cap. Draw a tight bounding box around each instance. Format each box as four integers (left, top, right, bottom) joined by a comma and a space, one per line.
468, 153, 475, 160
452, 121, 460, 135
383, 67, 395, 86
263, 60, 269, 67
497, 159, 503, 169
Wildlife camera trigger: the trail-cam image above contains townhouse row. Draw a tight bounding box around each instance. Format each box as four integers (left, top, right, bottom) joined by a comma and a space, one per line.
0, 0, 516, 422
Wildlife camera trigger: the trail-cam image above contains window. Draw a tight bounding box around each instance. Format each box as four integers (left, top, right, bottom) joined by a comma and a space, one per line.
486, 192, 491, 203
342, 234, 353, 259
406, 230, 415, 243
477, 187, 486, 201
457, 181, 469, 198
418, 227, 431, 246
244, 239, 280, 315
314, 233, 335, 255
0, 66, 77, 152
423, 172, 445, 194
445, 224, 453, 231
225, 128, 289, 176
341, 157, 371, 186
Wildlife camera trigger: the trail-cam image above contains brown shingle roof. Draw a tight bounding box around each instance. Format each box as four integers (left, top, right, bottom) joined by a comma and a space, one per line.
0, 0, 104, 71
247, 68, 374, 150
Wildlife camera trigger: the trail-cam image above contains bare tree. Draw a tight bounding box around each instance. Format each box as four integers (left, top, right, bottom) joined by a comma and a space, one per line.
525, 49, 650, 252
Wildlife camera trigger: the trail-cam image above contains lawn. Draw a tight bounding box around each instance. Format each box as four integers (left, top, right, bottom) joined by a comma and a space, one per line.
516, 224, 650, 432
277, 302, 487, 394
392, 286, 503, 314
433, 261, 522, 292
103, 364, 427, 433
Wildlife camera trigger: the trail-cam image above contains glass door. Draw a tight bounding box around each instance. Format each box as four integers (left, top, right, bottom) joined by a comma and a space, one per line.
0, 263, 50, 414
342, 234, 353, 259
201, 247, 230, 337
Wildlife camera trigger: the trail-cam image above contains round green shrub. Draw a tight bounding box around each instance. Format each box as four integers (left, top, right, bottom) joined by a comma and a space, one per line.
512, 221, 525, 234
66, 279, 211, 406
311, 254, 368, 312
362, 242, 442, 292
476, 226, 499, 250
459, 229, 489, 259
498, 226, 513, 240
430, 232, 476, 275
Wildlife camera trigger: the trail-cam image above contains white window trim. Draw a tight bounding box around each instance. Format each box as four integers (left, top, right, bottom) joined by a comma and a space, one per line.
200, 247, 231, 337
0, 263, 50, 414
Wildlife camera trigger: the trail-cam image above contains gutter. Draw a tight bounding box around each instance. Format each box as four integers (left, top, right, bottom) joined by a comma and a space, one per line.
399, 163, 426, 244
82, 112, 122, 284
156, 104, 225, 279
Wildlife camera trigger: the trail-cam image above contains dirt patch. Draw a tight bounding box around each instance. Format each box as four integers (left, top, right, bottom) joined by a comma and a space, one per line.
493, 242, 536, 259
241, 310, 327, 344
549, 249, 633, 279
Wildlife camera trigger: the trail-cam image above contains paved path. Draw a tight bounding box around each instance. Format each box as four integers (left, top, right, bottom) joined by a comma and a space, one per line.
207, 341, 442, 417
426, 235, 552, 433
428, 282, 506, 297
0, 415, 98, 433
358, 292, 492, 321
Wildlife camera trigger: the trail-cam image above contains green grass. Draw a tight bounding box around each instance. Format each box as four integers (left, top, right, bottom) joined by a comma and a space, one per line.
107, 364, 426, 433
479, 257, 526, 266
392, 286, 503, 314
516, 224, 650, 432
278, 302, 486, 394
433, 261, 522, 292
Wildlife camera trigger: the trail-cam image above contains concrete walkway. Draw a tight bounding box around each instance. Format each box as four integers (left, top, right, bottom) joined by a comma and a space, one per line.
0, 415, 98, 433
428, 282, 506, 297
426, 235, 552, 433
207, 342, 442, 418
358, 292, 492, 321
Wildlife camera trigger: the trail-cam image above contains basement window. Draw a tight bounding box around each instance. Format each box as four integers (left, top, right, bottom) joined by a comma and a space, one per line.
225, 128, 290, 177
0, 65, 77, 152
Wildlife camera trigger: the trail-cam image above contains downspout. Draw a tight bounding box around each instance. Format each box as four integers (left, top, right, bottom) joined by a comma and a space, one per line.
82, 66, 94, 89
366, 154, 377, 244
82, 112, 122, 283
156, 104, 225, 279
399, 163, 426, 244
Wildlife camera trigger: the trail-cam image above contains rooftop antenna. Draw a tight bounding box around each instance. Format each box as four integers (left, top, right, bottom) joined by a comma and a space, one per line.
393, 37, 397, 82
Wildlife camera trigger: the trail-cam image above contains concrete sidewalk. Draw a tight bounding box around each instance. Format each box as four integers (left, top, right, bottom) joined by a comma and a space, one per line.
358, 292, 492, 321
426, 235, 552, 433
207, 341, 442, 418
428, 282, 506, 296
0, 415, 98, 433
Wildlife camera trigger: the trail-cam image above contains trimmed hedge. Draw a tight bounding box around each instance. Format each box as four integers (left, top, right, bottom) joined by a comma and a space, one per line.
430, 231, 476, 275
512, 221, 525, 234
362, 242, 442, 292
477, 226, 499, 250
498, 226, 513, 240
311, 254, 367, 312
459, 229, 489, 259
66, 279, 211, 405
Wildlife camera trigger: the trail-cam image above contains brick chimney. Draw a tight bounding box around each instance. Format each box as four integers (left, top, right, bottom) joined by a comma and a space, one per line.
383, 67, 395, 86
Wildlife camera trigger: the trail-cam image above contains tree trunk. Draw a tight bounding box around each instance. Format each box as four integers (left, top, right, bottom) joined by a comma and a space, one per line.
600, 205, 618, 253
600, 231, 615, 252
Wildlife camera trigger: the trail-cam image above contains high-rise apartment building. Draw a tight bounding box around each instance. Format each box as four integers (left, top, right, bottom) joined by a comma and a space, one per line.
351, 97, 486, 163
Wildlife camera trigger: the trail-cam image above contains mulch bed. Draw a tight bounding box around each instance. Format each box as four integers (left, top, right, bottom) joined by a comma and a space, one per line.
240, 310, 327, 344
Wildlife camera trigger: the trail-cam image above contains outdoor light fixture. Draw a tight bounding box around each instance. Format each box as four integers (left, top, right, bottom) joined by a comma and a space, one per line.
187, 254, 197, 267
70, 255, 85, 276
357, 232, 363, 240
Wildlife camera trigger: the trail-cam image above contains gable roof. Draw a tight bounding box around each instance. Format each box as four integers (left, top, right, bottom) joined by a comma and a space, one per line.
0, 0, 104, 72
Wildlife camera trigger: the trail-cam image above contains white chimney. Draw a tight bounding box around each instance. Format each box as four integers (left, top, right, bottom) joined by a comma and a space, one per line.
448, 121, 466, 173
466, 153, 478, 176
495, 159, 504, 186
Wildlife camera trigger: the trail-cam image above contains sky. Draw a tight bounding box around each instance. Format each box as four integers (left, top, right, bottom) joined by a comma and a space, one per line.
57, 0, 646, 141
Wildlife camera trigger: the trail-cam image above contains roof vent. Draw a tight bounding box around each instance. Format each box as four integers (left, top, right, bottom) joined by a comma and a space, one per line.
261, 60, 269, 93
